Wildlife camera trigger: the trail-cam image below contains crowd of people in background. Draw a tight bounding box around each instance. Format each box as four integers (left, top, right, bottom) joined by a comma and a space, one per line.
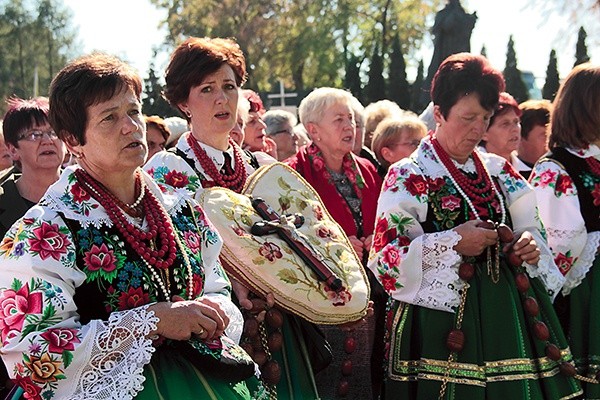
0, 34, 598, 400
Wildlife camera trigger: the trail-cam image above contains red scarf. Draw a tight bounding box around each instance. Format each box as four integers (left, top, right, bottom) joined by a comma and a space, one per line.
286, 143, 381, 237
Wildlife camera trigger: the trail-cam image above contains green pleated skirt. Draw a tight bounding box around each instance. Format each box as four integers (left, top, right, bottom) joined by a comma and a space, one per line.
135, 345, 262, 400
384, 261, 583, 400
561, 255, 600, 399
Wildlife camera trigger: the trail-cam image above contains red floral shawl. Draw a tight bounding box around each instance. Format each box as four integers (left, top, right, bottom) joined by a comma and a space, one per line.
286, 143, 382, 238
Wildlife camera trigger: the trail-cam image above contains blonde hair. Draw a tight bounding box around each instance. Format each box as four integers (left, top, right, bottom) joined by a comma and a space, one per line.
372, 116, 427, 168
298, 87, 353, 131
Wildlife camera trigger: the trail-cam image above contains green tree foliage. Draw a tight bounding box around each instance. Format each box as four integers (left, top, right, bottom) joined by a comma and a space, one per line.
480, 45, 487, 58
142, 50, 178, 118
410, 59, 425, 113
364, 44, 385, 105
542, 49, 560, 101
503, 35, 529, 103
388, 32, 410, 109
0, 0, 76, 109
574, 26, 590, 67
344, 54, 363, 103
150, 0, 443, 93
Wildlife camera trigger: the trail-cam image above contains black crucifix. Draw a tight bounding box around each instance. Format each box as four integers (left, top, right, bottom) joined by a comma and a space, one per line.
250, 197, 344, 292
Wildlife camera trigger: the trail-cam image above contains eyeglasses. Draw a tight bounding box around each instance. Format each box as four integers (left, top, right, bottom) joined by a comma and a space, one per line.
18, 130, 59, 142
270, 128, 294, 136
394, 139, 421, 148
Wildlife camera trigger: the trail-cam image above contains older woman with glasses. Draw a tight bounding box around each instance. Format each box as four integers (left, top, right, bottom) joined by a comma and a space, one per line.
0, 97, 66, 238
263, 109, 299, 161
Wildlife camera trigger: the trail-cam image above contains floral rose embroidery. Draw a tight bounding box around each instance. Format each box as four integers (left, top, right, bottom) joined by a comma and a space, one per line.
184, 231, 201, 254
0, 284, 42, 345
232, 226, 247, 237
404, 174, 428, 196
555, 174, 574, 195
24, 353, 63, 384
70, 182, 91, 203
554, 252, 576, 275
40, 329, 80, 354
324, 286, 352, 306
164, 170, 189, 188
118, 287, 150, 310
83, 243, 117, 273
312, 204, 324, 221
536, 169, 558, 187
317, 226, 337, 240
428, 176, 446, 192
441, 195, 462, 211
380, 272, 400, 292
12, 376, 41, 400
372, 218, 398, 252
382, 246, 401, 268
383, 168, 400, 191
502, 161, 522, 179
28, 222, 71, 261
258, 242, 283, 262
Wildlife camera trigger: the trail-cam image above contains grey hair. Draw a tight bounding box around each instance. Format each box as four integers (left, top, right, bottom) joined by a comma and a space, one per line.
298, 87, 353, 128
263, 109, 298, 135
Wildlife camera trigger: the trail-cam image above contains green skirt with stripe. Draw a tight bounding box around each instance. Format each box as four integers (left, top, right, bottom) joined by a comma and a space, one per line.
384, 261, 582, 400
135, 345, 263, 400
560, 255, 600, 399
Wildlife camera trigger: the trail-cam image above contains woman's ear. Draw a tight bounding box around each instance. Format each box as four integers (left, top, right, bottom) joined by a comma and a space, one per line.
433, 105, 444, 126
63, 133, 82, 157
7, 143, 19, 162
381, 147, 395, 164
306, 122, 320, 142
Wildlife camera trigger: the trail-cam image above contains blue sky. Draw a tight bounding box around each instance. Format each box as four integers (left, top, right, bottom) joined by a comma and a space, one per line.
64, 0, 598, 85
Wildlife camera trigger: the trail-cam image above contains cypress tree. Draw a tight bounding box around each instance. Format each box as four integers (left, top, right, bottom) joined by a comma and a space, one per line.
542, 49, 561, 101
388, 33, 411, 109
410, 59, 425, 113
142, 50, 176, 117
574, 26, 590, 67
364, 44, 386, 105
480, 45, 487, 58
503, 35, 529, 103
344, 54, 363, 103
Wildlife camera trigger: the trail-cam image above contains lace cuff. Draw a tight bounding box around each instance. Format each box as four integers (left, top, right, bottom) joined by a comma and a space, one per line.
524, 253, 565, 301
562, 231, 600, 295
414, 230, 464, 313
204, 293, 244, 344
71, 305, 158, 399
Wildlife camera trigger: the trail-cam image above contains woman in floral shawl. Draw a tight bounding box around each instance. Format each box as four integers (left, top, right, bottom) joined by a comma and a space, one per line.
368, 53, 581, 399
0, 53, 259, 399
530, 63, 600, 398
286, 87, 384, 399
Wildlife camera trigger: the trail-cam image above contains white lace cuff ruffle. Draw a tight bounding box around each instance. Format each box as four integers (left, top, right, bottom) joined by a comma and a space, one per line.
562, 231, 600, 296
524, 253, 565, 301
414, 230, 464, 313
71, 305, 158, 400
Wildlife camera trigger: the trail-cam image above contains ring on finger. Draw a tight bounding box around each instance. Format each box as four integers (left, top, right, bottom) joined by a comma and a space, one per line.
198, 327, 205, 336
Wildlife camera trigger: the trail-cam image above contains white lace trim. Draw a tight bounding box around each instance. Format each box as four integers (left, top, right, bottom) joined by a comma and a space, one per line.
523, 252, 565, 301
414, 230, 464, 312
205, 294, 244, 344
563, 231, 600, 295
71, 305, 158, 400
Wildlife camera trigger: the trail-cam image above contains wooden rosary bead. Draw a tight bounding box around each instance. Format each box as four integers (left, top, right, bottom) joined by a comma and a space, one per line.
497, 223, 514, 243
265, 308, 284, 329
344, 336, 357, 354
268, 331, 283, 352
533, 321, 550, 341
261, 360, 281, 385
458, 263, 475, 281
252, 349, 268, 366
446, 329, 465, 353
337, 380, 349, 397
559, 362, 577, 377
508, 251, 522, 267
515, 273, 530, 293
523, 296, 539, 317
243, 318, 259, 337
341, 359, 353, 376
250, 298, 268, 313
240, 342, 254, 358
545, 343, 562, 361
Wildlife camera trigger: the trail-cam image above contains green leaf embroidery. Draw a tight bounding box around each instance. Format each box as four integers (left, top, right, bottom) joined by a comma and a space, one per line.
277, 269, 299, 284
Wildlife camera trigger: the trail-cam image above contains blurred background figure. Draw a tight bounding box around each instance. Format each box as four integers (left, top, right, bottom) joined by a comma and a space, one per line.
293, 123, 310, 147
350, 95, 385, 178
230, 96, 250, 146
164, 116, 189, 149
263, 108, 298, 161
419, 101, 437, 132
516, 99, 553, 179
0, 129, 13, 174
144, 115, 171, 161
241, 89, 278, 159
0, 96, 66, 238
363, 99, 404, 149
480, 92, 523, 169
371, 116, 427, 171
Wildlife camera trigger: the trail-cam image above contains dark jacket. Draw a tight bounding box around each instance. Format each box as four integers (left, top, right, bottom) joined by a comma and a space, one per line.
0, 172, 33, 239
